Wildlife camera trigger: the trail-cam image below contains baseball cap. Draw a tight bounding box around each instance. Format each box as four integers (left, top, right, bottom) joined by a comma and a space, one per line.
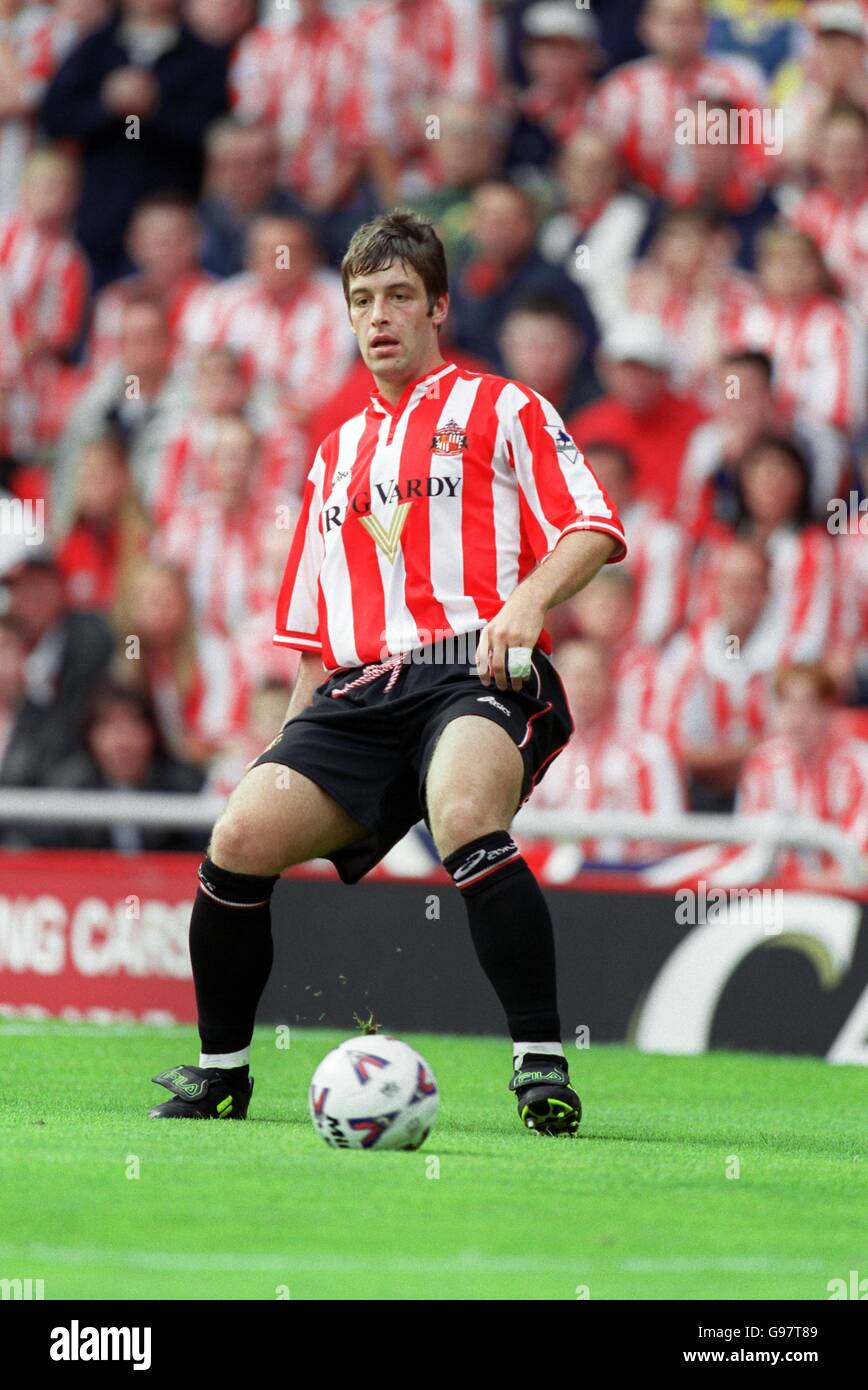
522, 2, 600, 44
603, 315, 672, 370
813, 2, 866, 39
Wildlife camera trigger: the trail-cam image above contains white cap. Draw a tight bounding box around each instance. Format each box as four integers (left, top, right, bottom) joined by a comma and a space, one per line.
522, 2, 600, 44
603, 315, 672, 370
813, 2, 866, 39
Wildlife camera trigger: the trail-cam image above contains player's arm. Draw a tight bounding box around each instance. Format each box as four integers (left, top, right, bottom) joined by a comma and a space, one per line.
478, 530, 616, 690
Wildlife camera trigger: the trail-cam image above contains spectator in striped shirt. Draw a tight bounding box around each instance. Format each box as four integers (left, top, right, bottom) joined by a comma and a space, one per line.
653, 539, 778, 811
180, 211, 355, 423
89, 190, 213, 369
688, 434, 854, 670
114, 558, 248, 765
558, 565, 661, 734
787, 100, 868, 319
527, 636, 685, 876
153, 414, 274, 638
776, 1, 868, 179
736, 661, 868, 882
728, 223, 867, 433
591, 0, 767, 200
0, 0, 56, 215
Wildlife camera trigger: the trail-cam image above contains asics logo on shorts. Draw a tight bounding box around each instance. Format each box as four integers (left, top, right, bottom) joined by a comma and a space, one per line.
477, 695, 511, 716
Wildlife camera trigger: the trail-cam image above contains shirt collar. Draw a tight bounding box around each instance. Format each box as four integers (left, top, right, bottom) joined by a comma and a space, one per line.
369, 361, 457, 417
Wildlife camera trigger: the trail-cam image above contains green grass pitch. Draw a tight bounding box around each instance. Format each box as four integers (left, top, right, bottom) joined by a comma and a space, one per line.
1, 1021, 865, 1301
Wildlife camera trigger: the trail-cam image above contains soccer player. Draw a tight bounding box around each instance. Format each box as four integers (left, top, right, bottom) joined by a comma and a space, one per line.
149, 210, 627, 1136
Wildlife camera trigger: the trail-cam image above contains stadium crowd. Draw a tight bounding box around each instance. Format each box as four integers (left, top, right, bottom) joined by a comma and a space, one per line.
0, 0, 865, 880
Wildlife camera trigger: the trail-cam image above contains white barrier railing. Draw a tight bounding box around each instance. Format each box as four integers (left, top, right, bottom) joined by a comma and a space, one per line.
0, 788, 863, 884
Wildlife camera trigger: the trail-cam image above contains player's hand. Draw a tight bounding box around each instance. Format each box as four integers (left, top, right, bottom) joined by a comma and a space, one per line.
476, 594, 546, 692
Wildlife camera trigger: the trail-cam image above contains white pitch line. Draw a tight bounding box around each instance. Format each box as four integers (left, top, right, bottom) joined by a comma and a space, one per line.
0, 1245, 826, 1276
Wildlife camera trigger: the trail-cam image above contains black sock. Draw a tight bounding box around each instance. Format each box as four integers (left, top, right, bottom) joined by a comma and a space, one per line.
443, 832, 561, 1043
189, 857, 279, 1058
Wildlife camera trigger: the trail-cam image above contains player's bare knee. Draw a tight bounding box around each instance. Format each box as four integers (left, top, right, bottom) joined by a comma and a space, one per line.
429, 796, 502, 860
208, 811, 269, 875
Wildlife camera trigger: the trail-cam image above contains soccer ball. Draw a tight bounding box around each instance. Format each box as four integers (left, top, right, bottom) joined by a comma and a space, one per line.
308, 1035, 439, 1151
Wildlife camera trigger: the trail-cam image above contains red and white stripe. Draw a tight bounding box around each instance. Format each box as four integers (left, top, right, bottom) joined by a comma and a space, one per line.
737, 732, 868, 869
654, 617, 775, 751
230, 15, 354, 201
788, 184, 868, 320
274, 363, 627, 671
591, 54, 767, 198
619, 500, 690, 645
90, 271, 213, 370
0, 5, 55, 213
727, 291, 867, 433
530, 721, 685, 869
180, 270, 355, 409
147, 633, 250, 755
339, 0, 501, 167
0, 213, 88, 352
153, 494, 276, 638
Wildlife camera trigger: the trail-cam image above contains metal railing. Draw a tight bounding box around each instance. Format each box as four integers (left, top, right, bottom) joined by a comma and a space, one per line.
0, 788, 862, 884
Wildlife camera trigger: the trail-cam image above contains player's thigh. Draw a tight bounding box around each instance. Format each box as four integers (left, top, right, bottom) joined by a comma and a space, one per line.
424, 714, 524, 859
209, 761, 369, 875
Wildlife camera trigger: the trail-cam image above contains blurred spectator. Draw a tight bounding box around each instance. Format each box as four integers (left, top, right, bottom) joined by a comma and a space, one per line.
648, 97, 779, 268
49, 2, 116, 65
114, 558, 248, 763
736, 662, 868, 881
42, 680, 206, 851
0, 614, 36, 788
560, 567, 661, 731
182, 0, 255, 51
582, 441, 689, 645
229, 0, 359, 217
592, 0, 767, 199
89, 191, 212, 368
198, 119, 302, 279
448, 181, 598, 371
679, 349, 848, 532
689, 435, 853, 669
787, 100, 868, 319
568, 313, 706, 518
340, 0, 502, 207
0, 146, 88, 360
55, 294, 185, 530
55, 433, 151, 612
498, 295, 599, 418
407, 100, 509, 270
628, 207, 757, 402
539, 128, 651, 332
153, 415, 273, 636
40, 0, 229, 288
529, 637, 684, 875
728, 224, 866, 433
776, 1, 868, 178
653, 539, 778, 810
3, 548, 114, 775
0, 1, 55, 215
181, 212, 354, 424
507, 2, 602, 172
150, 343, 297, 526
206, 679, 292, 799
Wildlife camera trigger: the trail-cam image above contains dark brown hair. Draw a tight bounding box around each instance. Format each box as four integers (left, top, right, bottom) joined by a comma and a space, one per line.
340, 209, 448, 313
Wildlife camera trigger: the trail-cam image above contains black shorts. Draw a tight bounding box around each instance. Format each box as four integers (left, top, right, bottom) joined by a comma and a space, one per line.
252, 632, 573, 884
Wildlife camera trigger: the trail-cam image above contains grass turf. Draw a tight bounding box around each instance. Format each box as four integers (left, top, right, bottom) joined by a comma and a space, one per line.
0, 1022, 865, 1301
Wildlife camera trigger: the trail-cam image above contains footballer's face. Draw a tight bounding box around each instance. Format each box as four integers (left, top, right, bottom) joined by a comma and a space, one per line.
348, 262, 448, 390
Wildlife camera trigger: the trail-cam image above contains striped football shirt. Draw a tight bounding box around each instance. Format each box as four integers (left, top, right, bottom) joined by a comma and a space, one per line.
274, 361, 627, 671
